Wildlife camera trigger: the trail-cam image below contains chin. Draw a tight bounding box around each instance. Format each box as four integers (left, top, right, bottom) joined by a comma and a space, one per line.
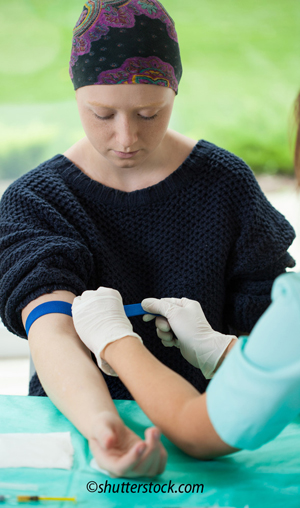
110, 154, 145, 169
117, 160, 139, 169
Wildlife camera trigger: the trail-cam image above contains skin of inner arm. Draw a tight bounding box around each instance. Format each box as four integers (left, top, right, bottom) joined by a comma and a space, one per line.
103, 335, 239, 459
21, 290, 119, 439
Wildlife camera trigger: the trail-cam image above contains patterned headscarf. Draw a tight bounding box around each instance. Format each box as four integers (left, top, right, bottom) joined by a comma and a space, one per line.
69, 0, 182, 94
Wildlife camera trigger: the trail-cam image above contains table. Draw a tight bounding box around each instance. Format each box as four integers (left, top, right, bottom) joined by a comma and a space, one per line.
1, 395, 300, 507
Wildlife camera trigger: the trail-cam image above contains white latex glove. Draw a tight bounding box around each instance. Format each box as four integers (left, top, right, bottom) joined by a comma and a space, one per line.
72, 287, 142, 376
142, 297, 237, 379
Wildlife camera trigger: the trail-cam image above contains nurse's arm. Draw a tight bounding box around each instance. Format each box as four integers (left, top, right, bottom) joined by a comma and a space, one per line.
103, 335, 238, 459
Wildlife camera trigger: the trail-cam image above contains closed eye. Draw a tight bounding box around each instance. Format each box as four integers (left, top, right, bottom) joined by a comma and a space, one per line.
139, 114, 158, 121
93, 113, 158, 121
94, 113, 114, 120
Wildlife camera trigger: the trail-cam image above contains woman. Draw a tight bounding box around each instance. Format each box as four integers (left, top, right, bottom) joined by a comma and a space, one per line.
72, 91, 300, 457
0, 1, 295, 476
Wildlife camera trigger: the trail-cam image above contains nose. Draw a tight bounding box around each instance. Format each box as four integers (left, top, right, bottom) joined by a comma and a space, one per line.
115, 114, 138, 151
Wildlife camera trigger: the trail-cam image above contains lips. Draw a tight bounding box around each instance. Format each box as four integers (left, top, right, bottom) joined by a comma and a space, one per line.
114, 150, 140, 159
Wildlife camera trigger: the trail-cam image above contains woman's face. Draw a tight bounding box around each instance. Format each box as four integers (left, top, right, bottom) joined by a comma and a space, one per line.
76, 84, 175, 168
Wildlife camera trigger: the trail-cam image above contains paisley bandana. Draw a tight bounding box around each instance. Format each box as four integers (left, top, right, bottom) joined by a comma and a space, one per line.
69, 0, 182, 94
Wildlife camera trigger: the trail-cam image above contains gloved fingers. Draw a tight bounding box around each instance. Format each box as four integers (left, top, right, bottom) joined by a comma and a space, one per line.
155, 316, 171, 332
96, 286, 123, 301
173, 337, 180, 348
73, 288, 123, 311
141, 298, 178, 318
142, 314, 156, 323
143, 317, 172, 333
72, 295, 81, 308
96, 288, 125, 312
141, 298, 161, 315
78, 290, 97, 301
161, 334, 180, 348
181, 297, 206, 318
161, 297, 187, 307
161, 339, 177, 348
157, 328, 174, 342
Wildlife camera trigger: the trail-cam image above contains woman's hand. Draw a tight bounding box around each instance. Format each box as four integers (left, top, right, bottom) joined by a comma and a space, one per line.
142, 297, 237, 379
72, 287, 143, 376
88, 411, 167, 478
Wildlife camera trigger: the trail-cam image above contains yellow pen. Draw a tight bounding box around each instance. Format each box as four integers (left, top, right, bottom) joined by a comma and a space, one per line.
17, 496, 76, 503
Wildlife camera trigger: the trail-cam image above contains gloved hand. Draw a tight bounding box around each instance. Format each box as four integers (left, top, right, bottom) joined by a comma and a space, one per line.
142, 297, 237, 379
72, 287, 143, 376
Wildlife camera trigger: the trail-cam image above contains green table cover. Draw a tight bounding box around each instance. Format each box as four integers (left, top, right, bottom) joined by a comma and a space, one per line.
0, 395, 300, 507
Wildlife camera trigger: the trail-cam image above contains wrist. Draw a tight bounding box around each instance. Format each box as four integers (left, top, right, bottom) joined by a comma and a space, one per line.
87, 410, 121, 441
101, 335, 141, 362
214, 337, 238, 373
102, 334, 144, 370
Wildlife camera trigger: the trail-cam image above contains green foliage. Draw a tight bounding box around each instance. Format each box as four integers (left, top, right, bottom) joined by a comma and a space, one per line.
0, 0, 299, 178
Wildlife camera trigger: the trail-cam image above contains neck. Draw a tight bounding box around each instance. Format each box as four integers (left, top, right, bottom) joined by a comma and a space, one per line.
81, 134, 174, 192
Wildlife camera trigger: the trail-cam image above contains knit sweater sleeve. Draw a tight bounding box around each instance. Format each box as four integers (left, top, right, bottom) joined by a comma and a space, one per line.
222, 157, 295, 334
0, 177, 94, 338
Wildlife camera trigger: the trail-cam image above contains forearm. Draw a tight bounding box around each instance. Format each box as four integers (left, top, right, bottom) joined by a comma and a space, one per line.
30, 328, 118, 438
23, 292, 118, 439
104, 336, 235, 458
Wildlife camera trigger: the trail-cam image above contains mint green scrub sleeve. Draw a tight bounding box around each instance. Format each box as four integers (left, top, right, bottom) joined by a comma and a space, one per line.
206, 272, 300, 450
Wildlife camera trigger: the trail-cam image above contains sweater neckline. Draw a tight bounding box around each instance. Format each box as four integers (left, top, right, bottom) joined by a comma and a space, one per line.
54, 139, 209, 207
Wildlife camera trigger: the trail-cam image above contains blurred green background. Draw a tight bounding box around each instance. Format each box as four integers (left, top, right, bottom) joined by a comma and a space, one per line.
0, 0, 300, 180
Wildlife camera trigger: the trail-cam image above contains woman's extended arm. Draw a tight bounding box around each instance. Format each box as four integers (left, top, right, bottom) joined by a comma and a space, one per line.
21, 290, 167, 478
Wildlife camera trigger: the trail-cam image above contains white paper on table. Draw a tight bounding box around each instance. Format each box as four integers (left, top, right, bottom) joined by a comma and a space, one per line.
0, 432, 74, 469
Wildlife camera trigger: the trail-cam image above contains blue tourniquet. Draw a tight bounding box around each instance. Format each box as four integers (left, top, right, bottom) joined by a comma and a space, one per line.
25, 302, 151, 335
25, 301, 73, 335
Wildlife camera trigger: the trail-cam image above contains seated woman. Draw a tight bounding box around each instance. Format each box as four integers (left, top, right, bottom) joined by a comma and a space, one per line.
72, 92, 300, 458
0, 1, 295, 476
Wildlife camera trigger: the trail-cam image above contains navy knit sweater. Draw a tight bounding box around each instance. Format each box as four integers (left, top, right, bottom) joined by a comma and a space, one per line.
0, 140, 295, 398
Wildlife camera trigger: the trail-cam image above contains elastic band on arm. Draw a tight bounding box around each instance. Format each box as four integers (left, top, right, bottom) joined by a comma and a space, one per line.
25, 301, 158, 336
25, 301, 72, 336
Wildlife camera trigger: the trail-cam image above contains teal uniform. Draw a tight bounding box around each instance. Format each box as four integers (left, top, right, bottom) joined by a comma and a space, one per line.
207, 272, 300, 449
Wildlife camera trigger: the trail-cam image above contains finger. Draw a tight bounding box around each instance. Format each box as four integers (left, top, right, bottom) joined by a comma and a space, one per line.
96, 287, 123, 302
114, 441, 148, 477
160, 297, 185, 306
80, 289, 98, 300
157, 328, 174, 342
155, 317, 171, 332
142, 314, 156, 322
132, 428, 161, 477
157, 445, 168, 475
141, 298, 172, 317
143, 434, 164, 477
96, 439, 147, 478
161, 339, 176, 348
142, 450, 161, 477
141, 438, 168, 477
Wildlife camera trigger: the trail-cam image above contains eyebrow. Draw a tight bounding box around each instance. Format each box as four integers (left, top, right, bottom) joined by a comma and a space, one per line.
88, 101, 165, 109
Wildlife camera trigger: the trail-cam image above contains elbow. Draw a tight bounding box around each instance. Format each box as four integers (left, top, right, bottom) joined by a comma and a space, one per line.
177, 441, 214, 460
176, 440, 221, 460
166, 431, 239, 461
179, 440, 239, 460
